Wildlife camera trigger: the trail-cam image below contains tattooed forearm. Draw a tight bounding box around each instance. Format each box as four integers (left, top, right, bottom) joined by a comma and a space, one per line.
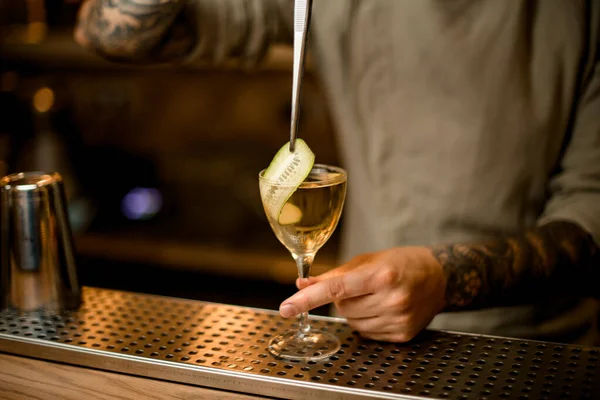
74, 0, 193, 62
432, 221, 600, 311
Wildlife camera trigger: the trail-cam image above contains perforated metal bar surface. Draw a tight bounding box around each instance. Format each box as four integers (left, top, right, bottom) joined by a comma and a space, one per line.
0, 287, 599, 400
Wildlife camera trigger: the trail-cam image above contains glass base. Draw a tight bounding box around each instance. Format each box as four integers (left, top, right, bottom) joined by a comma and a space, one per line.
267, 330, 341, 361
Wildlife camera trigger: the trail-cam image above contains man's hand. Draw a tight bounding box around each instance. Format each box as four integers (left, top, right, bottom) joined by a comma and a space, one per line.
279, 247, 447, 343
278, 221, 599, 344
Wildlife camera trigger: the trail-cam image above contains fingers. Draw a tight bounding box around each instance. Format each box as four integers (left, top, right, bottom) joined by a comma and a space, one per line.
345, 313, 419, 343
346, 316, 390, 333
359, 332, 405, 343
348, 319, 415, 343
281, 267, 376, 317
335, 295, 380, 319
346, 317, 405, 342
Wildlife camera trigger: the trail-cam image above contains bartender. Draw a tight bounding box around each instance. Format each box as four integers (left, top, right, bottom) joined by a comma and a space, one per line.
74, 1, 600, 345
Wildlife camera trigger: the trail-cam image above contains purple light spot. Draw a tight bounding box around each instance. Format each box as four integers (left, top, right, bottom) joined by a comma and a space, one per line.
121, 187, 162, 220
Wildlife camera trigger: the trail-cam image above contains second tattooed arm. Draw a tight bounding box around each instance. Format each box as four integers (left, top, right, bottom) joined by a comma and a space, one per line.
74, 0, 194, 63
74, 0, 293, 65
432, 221, 600, 311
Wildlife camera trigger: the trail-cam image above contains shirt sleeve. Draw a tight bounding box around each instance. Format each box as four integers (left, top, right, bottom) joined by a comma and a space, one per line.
183, 0, 293, 67
538, 36, 600, 245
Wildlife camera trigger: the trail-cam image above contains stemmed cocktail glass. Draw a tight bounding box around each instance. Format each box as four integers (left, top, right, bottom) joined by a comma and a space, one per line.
259, 164, 347, 361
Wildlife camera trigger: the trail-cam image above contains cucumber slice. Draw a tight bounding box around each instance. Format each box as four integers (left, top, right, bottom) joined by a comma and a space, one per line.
260, 139, 314, 221
278, 203, 303, 225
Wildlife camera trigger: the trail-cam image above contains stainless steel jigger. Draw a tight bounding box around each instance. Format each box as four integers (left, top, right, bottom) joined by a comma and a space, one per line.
1, 171, 81, 313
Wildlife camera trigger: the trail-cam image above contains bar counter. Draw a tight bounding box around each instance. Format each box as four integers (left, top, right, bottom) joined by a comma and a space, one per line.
0, 353, 263, 399
1, 287, 599, 400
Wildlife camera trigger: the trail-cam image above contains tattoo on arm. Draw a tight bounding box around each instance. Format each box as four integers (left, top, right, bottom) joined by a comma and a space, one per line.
75, 0, 193, 62
431, 221, 600, 311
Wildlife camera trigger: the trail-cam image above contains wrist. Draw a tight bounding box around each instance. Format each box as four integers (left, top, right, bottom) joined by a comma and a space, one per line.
430, 244, 486, 311
413, 247, 448, 314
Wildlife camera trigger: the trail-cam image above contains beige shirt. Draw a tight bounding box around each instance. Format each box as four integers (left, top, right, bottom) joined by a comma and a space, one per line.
188, 0, 600, 345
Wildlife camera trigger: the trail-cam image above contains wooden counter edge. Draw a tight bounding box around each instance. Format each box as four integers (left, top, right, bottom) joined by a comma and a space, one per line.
0, 353, 269, 400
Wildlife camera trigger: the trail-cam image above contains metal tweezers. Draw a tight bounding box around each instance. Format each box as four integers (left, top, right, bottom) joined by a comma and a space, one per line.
289, 0, 313, 152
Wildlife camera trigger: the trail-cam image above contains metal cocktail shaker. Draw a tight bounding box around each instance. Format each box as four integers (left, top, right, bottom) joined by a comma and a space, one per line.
0, 171, 81, 312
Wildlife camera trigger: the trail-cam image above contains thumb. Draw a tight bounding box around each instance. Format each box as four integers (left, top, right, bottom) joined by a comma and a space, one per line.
296, 277, 318, 290
281, 266, 376, 317
295, 265, 352, 290
295, 254, 373, 289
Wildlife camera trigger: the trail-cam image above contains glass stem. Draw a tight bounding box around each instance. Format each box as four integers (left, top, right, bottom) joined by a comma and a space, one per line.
294, 253, 315, 336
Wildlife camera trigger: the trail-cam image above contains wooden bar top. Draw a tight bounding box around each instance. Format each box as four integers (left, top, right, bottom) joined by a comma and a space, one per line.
0, 353, 268, 399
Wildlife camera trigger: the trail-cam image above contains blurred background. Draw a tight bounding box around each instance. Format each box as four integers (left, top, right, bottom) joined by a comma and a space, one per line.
0, 0, 343, 314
